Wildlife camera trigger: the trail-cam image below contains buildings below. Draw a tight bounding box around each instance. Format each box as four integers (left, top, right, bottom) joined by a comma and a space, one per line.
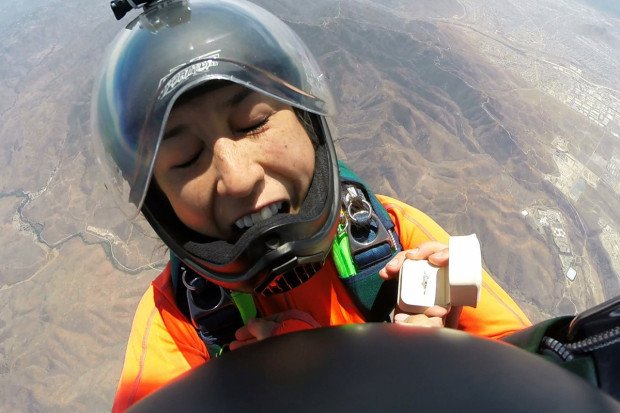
543, 64, 619, 139
521, 206, 581, 281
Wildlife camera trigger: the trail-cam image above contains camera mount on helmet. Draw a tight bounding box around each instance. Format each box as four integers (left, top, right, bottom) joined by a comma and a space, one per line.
110, 0, 163, 20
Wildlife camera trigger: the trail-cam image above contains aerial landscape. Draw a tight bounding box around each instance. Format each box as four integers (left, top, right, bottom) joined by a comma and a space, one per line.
0, 0, 618, 411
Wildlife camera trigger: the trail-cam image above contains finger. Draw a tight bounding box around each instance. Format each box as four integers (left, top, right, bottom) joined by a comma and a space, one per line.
229, 337, 257, 351
379, 250, 410, 280
268, 309, 321, 328
246, 317, 278, 340
394, 307, 448, 321
423, 305, 449, 318
405, 242, 448, 260
234, 324, 255, 341
393, 312, 410, 323
428, 248, 449, 267
421, 316, 444, 328
394, 313, 444, 328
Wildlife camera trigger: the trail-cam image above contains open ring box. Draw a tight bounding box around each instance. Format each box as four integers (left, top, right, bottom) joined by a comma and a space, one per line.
397, 234, 482, 314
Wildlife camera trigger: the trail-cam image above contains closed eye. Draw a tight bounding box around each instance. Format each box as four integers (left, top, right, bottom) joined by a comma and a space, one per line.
236, 117, 269, 136
174, 150, 202, 169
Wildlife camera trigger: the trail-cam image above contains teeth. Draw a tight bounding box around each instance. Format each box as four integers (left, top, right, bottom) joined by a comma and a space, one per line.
243, 216, 253, 227
235, 203, 283, 229
260, 207, 271, 220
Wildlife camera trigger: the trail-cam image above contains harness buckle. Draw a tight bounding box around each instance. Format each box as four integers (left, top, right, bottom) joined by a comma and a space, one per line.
181, 268, 243, 346
342, 184, 396, 269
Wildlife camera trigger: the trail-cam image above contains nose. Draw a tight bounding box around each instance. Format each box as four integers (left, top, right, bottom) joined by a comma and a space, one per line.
214, 138, 265, 198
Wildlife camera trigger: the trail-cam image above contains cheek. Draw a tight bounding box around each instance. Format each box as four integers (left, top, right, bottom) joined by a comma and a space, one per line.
295, 133, 316, 185
177, 180, 210, 213
297, 140, 315, 183
269, 124, 315, 177
163, 178, 213, 230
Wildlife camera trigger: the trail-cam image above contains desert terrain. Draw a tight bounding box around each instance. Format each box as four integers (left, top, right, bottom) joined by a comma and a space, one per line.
0, 0, 618, 411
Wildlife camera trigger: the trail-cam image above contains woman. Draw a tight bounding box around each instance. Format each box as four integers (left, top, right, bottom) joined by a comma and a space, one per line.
91, 0, 531, 411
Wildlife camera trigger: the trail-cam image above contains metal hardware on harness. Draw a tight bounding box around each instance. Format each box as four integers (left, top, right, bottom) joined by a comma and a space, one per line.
342, 185, 395, 257
181, 267, 199, 292
181, 267, 239, 338
181, 267, 227, 309
344, 187, 372, 226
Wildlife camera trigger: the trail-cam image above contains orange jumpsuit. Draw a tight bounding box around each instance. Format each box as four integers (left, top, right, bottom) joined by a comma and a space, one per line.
112, 195, 531, 412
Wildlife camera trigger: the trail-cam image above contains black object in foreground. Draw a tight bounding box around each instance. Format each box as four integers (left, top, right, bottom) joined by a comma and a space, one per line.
128, 324, 620, 413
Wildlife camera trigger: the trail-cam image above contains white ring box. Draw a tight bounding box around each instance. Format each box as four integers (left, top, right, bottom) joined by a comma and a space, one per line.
397, 234, 482, 314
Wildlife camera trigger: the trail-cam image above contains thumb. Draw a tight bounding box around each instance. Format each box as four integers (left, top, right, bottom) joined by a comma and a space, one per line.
428, 248, 449, 267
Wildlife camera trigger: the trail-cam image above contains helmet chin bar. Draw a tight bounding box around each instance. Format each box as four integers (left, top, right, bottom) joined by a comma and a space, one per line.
185, 242, 332, 296
142, 114, 340, 294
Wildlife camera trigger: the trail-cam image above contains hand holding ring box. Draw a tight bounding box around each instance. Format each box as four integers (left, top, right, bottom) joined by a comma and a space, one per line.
397, 234, 482, 314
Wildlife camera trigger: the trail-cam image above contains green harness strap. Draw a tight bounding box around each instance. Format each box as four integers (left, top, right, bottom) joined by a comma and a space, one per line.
230, 291, 257, 325
332, 222, 356, 278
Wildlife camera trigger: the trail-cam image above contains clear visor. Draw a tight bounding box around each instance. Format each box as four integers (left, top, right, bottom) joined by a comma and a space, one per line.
91, 0, 334, 218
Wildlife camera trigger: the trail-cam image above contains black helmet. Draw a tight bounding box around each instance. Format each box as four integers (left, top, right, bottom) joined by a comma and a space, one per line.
92, 0, 340, 295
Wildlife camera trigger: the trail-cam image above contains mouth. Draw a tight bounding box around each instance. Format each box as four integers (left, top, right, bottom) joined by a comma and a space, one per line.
232, 201, 290, 235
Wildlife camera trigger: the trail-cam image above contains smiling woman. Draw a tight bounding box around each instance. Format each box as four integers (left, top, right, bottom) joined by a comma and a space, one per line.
91, 1, 531, 411
153, 83, 315, 242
